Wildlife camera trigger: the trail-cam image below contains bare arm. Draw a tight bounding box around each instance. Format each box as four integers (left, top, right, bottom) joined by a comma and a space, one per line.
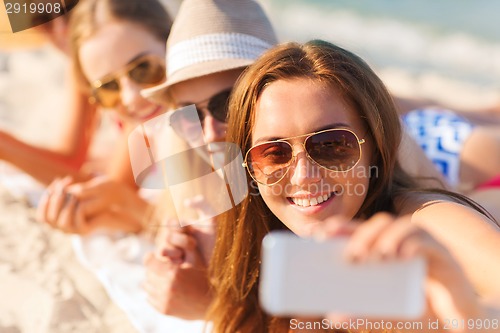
411, 200, 500, 297
319, 214, 500, 333
0, 69, 97, 185
104, 122, 139, 188
395, 96, 500, 125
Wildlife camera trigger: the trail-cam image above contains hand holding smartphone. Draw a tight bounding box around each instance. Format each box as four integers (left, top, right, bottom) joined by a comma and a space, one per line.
259, 231, 426, 319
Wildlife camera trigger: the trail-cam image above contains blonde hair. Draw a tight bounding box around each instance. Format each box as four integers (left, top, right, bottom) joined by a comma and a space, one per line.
68, 0, 172, 92
208, 40, 494, 332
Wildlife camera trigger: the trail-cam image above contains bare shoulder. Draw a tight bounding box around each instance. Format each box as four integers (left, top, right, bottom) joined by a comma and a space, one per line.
395, 191, 498, 230
394, 191, 451, 215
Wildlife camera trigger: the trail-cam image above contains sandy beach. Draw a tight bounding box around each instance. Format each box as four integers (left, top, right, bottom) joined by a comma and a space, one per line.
0, 187, 138, 333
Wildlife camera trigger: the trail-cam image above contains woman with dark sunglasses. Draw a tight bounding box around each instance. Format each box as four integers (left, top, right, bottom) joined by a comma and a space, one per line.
207, 40, 500, 332
36, 0, 172, 234
139, 0, 279, 321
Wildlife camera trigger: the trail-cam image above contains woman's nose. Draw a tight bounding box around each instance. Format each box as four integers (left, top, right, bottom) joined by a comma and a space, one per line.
119, 76, 145, 112
289, 145, 321, 186
202, 114, 227, 143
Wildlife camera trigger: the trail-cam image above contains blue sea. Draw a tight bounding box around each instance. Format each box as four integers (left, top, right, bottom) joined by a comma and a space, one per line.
266, 0, 500, 98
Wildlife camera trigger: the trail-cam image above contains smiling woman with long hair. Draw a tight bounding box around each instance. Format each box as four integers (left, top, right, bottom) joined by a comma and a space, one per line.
208, 40, 500, 332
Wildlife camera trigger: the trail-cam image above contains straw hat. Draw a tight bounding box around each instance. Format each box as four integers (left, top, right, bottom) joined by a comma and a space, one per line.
141, 0, 277, 102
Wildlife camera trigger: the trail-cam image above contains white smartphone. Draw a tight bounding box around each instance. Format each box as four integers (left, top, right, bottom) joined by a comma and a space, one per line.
259, 231, 426, 319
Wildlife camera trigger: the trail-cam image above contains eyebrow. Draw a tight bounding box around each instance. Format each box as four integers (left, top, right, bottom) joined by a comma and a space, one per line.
126, 52, 150, 65
176, 88, 233, 108
99, 52, 150, 81
253, 122, 352, 144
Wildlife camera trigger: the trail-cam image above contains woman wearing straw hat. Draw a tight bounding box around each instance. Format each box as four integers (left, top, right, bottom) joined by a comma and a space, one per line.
140, 0, 278, 320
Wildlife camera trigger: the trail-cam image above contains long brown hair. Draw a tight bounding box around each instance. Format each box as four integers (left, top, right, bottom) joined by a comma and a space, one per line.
208, 40, 494, 332
68, 0, 172, 91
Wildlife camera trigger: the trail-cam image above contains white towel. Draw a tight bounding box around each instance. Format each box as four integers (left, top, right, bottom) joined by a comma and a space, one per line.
0, 161, 208, 332
72, 232, 209, 333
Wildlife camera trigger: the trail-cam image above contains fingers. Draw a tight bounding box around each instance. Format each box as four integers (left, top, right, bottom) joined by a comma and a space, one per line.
167, 228, 197, 251
36, 177, 101, 235
142, 249, 211, 319
315, 213, 438, 264
154, 226, 206, 268
143, 252, 175, 312
47, 177, 72, 224
156, 247, 184, 264
345, 213, 395, 259
84, 210, 142, 234
37, 176, 74, 227
144, 251, 175, 273
155, 227, 195, 262
77, 197, 115, 221
36, 178, 56, 223
331, 214, 482, 320
67, 176, 112, 200
66, 177, 119, 218
154, 223, 188, 263
55, 193, 79, 233
312, 215, 357, 240
74, 203, 92, 235
183, 224, 215, 266
182, 196, 218, 264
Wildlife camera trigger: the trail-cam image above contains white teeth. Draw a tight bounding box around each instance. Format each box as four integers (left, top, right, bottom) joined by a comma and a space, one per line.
292, 193, 332, 207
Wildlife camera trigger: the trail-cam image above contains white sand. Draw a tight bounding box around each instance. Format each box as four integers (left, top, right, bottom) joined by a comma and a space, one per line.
0, 188, 137, 333
0, 45, 137, 332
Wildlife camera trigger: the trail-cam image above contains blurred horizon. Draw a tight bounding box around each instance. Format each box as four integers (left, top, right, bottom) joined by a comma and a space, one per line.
1, 0, 499, 124
265, 0, 500, 108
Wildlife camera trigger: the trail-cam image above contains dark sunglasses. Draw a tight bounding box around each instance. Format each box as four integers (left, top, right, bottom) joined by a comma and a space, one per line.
169, 89, 231, 139
176, 89, 232, 123
90, 54, 165, 108
242, 129, 365, 186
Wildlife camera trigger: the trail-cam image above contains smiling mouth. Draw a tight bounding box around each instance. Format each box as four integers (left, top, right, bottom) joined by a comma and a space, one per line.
288, 192, 335, 207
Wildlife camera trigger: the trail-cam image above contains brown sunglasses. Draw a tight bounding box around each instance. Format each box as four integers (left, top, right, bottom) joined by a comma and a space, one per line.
90, 54, 165, 108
